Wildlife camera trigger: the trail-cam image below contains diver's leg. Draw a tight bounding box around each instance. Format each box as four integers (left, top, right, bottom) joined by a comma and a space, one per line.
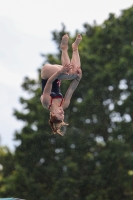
60, 34, 71, 66
41, 64, 62, 79
70, 34, 82, 68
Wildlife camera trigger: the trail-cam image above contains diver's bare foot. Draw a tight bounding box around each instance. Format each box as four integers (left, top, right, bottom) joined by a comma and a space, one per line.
60, 34, 69, 50
72, 34, 82, 51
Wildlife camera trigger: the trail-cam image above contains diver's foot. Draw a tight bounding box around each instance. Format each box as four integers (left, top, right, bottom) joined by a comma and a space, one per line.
60, 34, 69, 50
72, 34, 82, 51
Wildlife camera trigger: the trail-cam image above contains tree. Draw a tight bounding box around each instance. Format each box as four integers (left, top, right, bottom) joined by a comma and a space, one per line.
0, 146, 15, 197
3, 6, 133, 200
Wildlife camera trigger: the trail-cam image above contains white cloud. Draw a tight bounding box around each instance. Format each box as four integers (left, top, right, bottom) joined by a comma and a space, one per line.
0, 0, 133, 37
0, 62, 22, 86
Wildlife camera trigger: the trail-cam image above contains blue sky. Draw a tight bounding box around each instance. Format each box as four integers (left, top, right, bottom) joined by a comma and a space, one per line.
0, 0, 133, 151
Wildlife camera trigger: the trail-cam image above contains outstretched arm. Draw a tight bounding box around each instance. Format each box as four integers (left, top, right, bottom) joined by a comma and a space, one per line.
41, 64, 71, 107
63, 68, 82, 110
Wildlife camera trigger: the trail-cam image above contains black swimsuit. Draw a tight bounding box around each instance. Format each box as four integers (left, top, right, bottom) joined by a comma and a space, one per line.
42, 79, 64, 109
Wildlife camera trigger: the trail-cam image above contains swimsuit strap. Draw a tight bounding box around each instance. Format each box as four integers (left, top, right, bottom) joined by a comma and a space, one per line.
48, 96, 53, 110
48, 97, 64, 110
59, 98, 64, 107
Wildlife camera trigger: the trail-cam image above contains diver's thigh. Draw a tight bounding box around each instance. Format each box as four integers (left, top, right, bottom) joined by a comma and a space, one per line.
41, 64, 62, 79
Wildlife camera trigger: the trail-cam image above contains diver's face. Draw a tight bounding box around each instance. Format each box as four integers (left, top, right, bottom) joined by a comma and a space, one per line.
52, 107, 64, 121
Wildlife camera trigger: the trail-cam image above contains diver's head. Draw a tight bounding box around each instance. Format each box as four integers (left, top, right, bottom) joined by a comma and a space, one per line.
49, 111, 68, 136
51, 106, 64, 121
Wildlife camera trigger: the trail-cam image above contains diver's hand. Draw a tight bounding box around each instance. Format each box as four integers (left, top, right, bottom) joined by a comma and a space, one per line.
76, 67, 82, 80
59, 64, 72, 75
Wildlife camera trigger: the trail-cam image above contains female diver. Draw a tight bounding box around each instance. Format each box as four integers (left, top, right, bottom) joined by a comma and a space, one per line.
40, 33, 82, 135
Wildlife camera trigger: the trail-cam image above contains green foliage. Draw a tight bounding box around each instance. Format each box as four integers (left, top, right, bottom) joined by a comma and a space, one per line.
0, 147, 15, 197
2, 6, 133, 200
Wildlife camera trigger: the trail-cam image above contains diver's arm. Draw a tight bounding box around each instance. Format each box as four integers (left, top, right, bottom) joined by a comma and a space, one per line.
63, 77, 82, 110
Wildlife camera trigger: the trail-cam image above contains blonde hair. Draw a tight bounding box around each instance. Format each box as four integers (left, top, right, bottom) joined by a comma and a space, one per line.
49, 114, 68, 136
